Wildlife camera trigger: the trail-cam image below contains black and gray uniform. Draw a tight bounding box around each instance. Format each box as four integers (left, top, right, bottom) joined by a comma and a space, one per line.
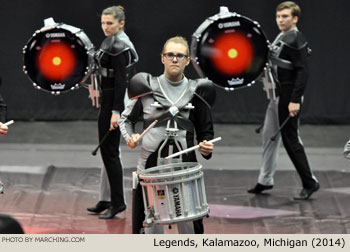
95, 31, 138, 208
258, 27, 318, 189
119, 72, 215, 234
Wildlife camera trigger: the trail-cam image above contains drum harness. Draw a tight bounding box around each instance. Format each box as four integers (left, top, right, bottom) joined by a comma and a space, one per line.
263, 29, 312, 101
86, 32, 138, 108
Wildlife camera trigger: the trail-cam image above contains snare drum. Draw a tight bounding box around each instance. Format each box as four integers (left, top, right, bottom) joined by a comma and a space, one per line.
23, 20, 95, 95
191, 10, 269, 90
139, 162, 209, 225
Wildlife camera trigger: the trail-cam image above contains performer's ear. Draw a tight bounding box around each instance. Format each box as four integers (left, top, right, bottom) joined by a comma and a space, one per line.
161, 54, 166, 65
293, 16, 298, 25
119, 20, 125, 29
185, 57, 190, 66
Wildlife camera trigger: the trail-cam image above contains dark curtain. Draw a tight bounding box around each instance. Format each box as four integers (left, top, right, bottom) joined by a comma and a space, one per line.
0, 0, 349, 123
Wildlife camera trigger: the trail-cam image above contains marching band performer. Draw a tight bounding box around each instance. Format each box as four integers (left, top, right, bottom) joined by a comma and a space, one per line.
0, 121, 8, 193
248, 1, 319, 200
86, 4, 138, 219
119, 36, 216, 233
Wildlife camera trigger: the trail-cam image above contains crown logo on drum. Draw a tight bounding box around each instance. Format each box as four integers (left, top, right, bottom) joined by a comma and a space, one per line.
50, 83, 66, 90
227, 78, 244, 86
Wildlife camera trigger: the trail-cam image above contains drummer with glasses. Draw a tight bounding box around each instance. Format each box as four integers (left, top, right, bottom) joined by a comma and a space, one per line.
119, 36, 216, 233
162, 52, 188, 61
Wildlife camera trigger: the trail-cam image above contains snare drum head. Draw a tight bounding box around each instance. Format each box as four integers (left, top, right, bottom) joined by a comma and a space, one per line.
23, 23, 94, 93
191, 13, 269, 90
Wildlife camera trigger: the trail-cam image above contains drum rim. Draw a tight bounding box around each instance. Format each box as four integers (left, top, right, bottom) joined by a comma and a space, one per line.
22, 23, 95, 94
139, 171, 203, 186
191, 12, 269, 90
151, 210, 209, 225
138, 162, 202, 180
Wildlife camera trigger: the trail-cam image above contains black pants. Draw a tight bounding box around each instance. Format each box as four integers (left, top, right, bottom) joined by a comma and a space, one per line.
278, 86, 317, 189
0, 91, 7, 122
98, 110, 125, 207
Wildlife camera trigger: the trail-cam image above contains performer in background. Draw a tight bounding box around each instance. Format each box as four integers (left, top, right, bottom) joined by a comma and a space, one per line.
119, 36, 216, 233
86, 5, 138, 219
0, 77, 8, 193
0, 121, 8, 192
0, 77, 7, 123
248, 1, 319, 200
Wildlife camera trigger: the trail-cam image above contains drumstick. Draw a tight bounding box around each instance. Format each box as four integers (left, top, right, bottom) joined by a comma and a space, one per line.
91, 130, 111, 156
3, 120, 14, 126
270, 115, 291, 141
137, 120, 158, 142
165, 137, 222, 160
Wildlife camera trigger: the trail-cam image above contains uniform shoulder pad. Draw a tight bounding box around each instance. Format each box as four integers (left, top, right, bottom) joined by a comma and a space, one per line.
193, 79, 216, 107
128, 72, 152, 99
281, 29, 308, 50
100, 35, 129, 56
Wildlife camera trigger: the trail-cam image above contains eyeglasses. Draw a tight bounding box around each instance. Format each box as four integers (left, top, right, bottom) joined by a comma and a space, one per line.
162, 52, 188, 61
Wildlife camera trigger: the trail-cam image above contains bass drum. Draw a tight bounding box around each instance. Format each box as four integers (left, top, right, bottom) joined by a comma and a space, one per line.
23, 20, 95, 95
191, 10, 269, 90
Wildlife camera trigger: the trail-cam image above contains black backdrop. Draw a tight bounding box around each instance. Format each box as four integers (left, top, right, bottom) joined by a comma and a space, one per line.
0, 0, 349, 123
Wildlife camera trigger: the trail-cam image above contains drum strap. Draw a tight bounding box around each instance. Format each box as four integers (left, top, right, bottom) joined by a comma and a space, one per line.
142, 76, 196, 133
270, 57, 294, 70
144, 113, 194, 133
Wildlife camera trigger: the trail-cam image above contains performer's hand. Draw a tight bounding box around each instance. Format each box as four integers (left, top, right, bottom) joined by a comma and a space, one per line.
288, 102, 300, 117
127, 134, 140, 149
110, 113, 120, 130
198, 140, 213, 156
0, 123, 8, 136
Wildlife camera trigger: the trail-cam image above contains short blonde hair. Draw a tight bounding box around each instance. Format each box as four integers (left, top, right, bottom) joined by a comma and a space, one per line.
162, 36, 189, 56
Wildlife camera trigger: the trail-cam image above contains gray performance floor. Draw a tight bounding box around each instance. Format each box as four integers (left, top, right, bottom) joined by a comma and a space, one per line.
0, 121, 349, 171
0, 121, 350, 234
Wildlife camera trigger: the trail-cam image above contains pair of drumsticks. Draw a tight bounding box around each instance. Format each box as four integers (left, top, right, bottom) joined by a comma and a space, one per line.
91, 119, 222, 158
92, 120, 159, 156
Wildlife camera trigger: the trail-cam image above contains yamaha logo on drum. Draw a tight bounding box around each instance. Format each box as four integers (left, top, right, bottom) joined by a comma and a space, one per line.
218, 21, 241, 29
45, 32, 66, 38
172, 187, 182, 217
